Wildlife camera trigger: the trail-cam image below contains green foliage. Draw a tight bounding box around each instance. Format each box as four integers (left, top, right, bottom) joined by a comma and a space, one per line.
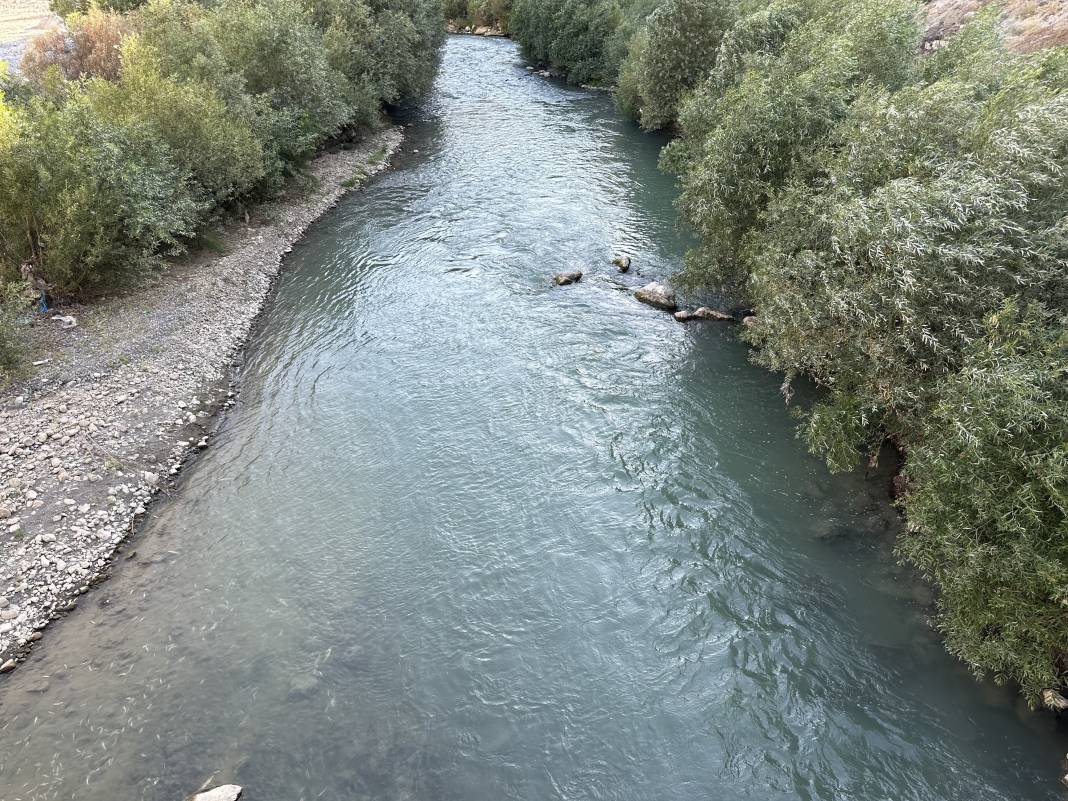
0, 279, 27, 380
664, 0, 921, 285
442, 0, 467, 20
901, 305, 1068, 699
4, 0, 443, 301
629, 0, 735, 130
510, 0, 625, 85
210, 0, 353, 162
87, 37, 266, 207
465, 0, 512, 28
0, 92, 198, 296
51, 0, 147, 17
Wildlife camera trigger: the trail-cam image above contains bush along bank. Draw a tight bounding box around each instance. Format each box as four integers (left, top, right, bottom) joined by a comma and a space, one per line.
0, 0, 445, 377
514, 0, 1068, 709
443, 0, 512, 33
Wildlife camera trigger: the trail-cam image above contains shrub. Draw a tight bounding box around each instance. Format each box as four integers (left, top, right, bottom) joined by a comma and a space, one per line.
663, 0, 921, 286
467, 0, 512, 28
901, 305, 1068, 699
87, 37, 266, 207
0, 280, 28, 381
366, 1, 447, 102
742, 32, 1067, 465
0, 92, 198, 296
443, 0, 467, 20
21, 6, 130, 83
629, 0, 735, 130
50, 0, 147, 15
209, 0, 353, 162
614, 27, 646, 119
510, 0, 622, 85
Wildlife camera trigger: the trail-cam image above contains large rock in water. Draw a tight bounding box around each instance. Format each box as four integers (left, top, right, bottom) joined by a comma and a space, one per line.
553, 271, 582, 286
634, 282, 677, 311
674, 307, 733, 322
188, 786, 242, 801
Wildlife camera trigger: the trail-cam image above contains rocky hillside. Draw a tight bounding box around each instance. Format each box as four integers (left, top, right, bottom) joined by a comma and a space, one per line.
925, 0, 1068, 51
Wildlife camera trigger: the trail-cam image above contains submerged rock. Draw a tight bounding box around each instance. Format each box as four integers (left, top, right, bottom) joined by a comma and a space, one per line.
612, 255, 631, 273
674, 307, 733, 322
287, 672, 320, 700
553, 271, 582, 286
188, 786, 242, 801
634, 282, 677, 311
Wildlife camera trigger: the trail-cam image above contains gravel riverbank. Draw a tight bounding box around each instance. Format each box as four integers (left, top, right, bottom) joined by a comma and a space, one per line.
0, 126, 403, 671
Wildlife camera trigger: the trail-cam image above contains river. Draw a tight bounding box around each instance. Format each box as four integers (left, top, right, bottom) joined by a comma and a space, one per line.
1, 35, 1066, 801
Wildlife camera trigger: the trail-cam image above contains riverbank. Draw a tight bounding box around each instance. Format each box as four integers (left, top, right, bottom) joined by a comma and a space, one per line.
0, 126, 403, 672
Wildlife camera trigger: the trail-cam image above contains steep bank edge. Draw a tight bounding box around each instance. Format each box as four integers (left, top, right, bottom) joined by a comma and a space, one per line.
0, 126, 405, 672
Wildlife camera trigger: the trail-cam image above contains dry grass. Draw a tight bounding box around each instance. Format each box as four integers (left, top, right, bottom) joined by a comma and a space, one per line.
925, 0, 1068, 51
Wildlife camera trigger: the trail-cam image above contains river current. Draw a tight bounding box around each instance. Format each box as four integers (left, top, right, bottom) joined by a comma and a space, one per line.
1, 36, 1066, 801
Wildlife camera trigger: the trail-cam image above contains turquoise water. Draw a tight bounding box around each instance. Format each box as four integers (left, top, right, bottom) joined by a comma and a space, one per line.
1, 36, 1066, 801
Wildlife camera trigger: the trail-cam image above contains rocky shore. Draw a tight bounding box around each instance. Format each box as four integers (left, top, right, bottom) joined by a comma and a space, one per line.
0, 126, 404, 672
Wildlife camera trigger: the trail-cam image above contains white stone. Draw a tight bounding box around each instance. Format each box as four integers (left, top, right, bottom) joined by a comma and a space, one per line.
189, 785, 242, 801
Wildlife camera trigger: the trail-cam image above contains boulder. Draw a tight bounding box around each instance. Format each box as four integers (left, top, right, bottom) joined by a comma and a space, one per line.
742, 315, 759, 328
634, 282, 676, 311
474, 26, 490, 35
674, 307, 733, 322
612, 256, 631, 273
552, 271, 582, 286
187, 786, 242, 801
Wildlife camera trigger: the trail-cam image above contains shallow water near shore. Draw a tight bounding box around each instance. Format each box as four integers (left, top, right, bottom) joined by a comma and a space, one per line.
2, 36, 1066, 801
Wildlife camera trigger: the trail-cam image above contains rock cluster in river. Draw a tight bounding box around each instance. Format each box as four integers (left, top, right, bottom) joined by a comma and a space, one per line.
0, 128, 404, 669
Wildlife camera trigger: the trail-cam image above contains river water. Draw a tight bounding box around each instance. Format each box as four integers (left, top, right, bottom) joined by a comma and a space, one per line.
2, 36, 1066, 801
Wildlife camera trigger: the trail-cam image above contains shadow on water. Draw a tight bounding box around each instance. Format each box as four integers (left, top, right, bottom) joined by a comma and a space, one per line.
1, 35, 1067, 801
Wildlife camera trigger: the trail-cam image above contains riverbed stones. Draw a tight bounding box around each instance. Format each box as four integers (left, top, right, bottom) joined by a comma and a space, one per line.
634, 282, 677, 311
674, 307, 733, 322
553, 271, 583, 286
0, 658, 15, 673
188, 786, 242, 801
